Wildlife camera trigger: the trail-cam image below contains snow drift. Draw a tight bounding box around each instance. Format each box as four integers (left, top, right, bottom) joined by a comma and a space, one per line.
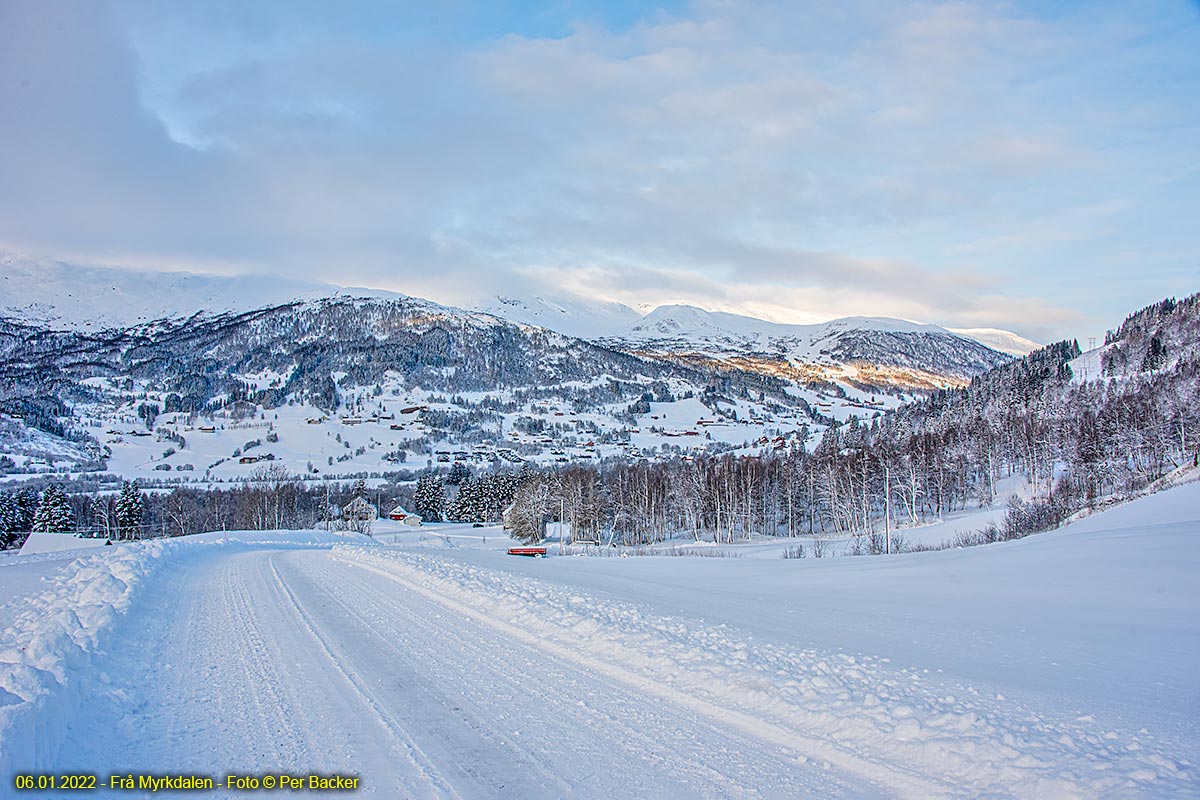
0, 531, 373, 776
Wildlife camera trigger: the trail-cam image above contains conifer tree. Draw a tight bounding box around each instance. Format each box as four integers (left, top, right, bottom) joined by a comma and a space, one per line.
32, 485, 74, 533
446, 461, 471, 486
412, 474, 445, 522
0, 493, 17, 548
14, 488, 37, 532
114, 481, 144, 540
448, 477, 485, 522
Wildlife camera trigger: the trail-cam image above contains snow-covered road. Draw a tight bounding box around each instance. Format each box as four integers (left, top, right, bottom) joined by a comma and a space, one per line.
54, 548, 880, 799
5, 483, 1198, 798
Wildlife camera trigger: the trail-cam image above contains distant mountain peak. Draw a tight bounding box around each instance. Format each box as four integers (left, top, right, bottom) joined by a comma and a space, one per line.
602, 304, 1011, 390
948, 328, 1041, 357
0, 255, 339, 330
470, 292, 641, 339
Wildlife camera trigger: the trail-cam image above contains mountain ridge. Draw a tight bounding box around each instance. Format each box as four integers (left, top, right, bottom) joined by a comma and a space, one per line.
0, 255, 1035, 357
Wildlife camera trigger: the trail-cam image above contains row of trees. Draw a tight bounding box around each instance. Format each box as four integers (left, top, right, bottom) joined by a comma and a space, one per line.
0, 481, 144, 547
0, 470, 392, 546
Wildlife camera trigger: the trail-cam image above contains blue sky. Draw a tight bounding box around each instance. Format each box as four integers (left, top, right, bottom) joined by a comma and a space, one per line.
1, 0, 1198, 342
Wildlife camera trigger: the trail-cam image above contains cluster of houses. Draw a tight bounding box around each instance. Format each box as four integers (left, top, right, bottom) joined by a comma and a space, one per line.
336, 497, 424, 527
333, 405, 428, 427
754, 434, 796, 451
131, 395, 829, 482
238, 452, 276, 465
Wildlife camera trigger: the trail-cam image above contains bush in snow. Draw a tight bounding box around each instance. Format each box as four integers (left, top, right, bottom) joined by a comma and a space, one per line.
1003, 495, 1068, 540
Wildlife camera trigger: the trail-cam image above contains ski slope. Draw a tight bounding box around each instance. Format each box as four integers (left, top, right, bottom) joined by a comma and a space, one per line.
2, 484, 1199, 797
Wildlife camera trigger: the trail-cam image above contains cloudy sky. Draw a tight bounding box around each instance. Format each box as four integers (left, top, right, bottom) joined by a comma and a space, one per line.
1, 0, 1197, 342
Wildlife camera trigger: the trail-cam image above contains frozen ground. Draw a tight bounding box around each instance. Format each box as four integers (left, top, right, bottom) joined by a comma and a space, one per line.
1, 483, 1198, 797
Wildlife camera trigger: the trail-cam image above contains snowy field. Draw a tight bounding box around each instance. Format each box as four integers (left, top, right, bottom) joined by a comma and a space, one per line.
1, 484, 1198, 797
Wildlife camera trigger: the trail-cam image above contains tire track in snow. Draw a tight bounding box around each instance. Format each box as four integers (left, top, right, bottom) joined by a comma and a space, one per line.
333, 553, 947, 800
56, 551, 457, 798
261, 553, 464, 799
335, 547, 1195, 799
275, 553, 578, 799
288, 550, 869, 799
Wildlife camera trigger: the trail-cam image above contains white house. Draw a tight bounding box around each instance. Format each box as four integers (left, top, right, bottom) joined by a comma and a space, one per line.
343, 496, 378, 522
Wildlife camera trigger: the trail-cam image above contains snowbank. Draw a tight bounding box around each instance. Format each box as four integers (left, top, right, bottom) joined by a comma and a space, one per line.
0, 530, 374, 776
0, 540, 171, 775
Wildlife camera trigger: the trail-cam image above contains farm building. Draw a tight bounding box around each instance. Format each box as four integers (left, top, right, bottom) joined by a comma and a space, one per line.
343, 497, 378, 522
388, 506, 423, 527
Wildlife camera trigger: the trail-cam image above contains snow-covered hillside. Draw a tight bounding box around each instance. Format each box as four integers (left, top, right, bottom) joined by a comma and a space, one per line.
472, 293, 642, 339
2, 481, 1197, 797
0, 256, 338, 329
603, 304, 1012, 389
0, 259, 1022, 483
949, 326, 1041, 356
1067, 295, 1199, 383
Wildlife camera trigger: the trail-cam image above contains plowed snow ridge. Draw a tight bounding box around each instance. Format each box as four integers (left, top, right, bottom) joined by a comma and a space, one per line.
333, 546, 1194, 799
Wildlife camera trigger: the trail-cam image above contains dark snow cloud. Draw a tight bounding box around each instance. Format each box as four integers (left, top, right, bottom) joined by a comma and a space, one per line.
1, 0, 1198, 342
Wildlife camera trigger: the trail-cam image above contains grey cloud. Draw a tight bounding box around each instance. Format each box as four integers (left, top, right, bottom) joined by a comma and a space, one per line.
0, 0, 1190, 344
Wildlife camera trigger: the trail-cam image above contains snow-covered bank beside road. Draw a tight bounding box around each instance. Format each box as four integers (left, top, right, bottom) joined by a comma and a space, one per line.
437, 481, 1200, 744
0, 531, 372, 779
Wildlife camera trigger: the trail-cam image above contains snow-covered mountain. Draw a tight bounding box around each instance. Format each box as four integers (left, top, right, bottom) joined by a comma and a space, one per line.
472, 293, 642, 340
602, 304, 1011, 390
0, 255, 1015, 399
1, 256, 1032, 358
949, 327, 1040, 356
0, 256, 336, 329
466, 297, 1023, 387
622, 304, 951, 347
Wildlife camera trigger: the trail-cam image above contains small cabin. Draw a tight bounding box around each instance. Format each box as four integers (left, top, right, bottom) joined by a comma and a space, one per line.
388, 506, 422, 527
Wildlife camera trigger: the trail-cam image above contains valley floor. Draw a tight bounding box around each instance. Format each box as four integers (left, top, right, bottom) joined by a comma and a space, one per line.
2, 484, 1199, 798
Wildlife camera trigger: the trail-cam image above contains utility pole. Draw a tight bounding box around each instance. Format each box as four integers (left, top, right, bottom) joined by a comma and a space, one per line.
883, 458, 891, 556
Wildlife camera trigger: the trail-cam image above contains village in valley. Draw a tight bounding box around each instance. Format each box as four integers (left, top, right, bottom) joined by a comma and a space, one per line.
57, 371, 898, 489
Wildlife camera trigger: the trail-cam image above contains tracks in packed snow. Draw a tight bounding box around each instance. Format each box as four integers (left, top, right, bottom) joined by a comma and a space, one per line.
58, 549, 877, 799
333, 552, 951, 800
